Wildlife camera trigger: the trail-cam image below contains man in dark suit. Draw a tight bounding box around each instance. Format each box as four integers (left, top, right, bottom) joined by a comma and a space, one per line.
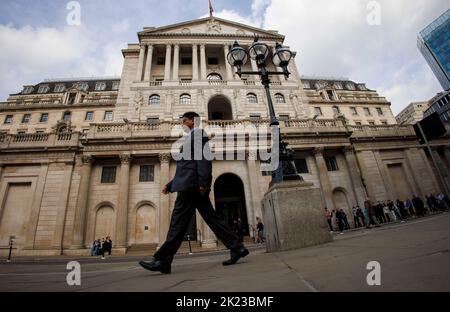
139, 112, 249, 274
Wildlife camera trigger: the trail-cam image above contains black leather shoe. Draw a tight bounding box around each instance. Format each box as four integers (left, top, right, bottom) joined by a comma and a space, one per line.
139, 259, 171, 274
222, 247, 249, 266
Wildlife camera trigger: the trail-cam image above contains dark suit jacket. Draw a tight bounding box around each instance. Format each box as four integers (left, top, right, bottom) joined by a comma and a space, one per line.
166, 128, 212, 193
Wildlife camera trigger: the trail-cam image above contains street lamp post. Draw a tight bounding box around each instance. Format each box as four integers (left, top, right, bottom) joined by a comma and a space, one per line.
227, 36, 303, 185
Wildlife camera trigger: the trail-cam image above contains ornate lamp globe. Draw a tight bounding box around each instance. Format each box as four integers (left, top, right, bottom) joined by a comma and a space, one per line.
248, 37, 269, 62
272, 43, 292, 68
227, 41, 248, 67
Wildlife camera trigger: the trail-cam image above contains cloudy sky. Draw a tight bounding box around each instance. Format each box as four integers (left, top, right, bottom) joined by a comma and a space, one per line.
0, 0, 448, 114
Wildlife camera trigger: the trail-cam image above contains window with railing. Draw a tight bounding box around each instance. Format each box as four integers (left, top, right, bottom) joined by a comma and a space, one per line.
104, 111, 113, 121
139, 165, 155, 182
325, 156, 339, 171
101, 166, 116, 183
85, 111, 94, 121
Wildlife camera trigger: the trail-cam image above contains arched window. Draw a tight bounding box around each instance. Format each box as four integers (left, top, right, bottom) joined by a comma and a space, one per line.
179, 94, 191, 105
207, 73, 222, 80
274, 93, 285, 104
247, 93, 258, 104
149, 94, 160, 106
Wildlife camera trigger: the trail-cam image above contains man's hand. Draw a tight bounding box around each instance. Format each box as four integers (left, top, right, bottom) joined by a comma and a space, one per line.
199, 186, 209, 196
162, 186, 169, 195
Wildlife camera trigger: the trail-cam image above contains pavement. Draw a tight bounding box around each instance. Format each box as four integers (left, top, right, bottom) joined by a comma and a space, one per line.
1, 212, 449, 292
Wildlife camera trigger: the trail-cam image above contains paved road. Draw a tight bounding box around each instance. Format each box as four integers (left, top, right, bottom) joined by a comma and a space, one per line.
1, 213, 449, 292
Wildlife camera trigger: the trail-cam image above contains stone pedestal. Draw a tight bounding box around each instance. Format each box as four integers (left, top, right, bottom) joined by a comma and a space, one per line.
262, 180, 332, 252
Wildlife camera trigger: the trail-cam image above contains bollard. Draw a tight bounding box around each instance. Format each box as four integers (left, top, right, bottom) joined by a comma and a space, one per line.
187, 234, 193, 255
7, 238, 13, 263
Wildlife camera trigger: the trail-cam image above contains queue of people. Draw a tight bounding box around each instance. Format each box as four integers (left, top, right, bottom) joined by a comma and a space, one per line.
325, 192, 449, 234
90, 236, 113, 259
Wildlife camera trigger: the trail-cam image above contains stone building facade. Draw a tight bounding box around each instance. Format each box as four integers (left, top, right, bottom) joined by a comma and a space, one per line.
1, 17, 449, 256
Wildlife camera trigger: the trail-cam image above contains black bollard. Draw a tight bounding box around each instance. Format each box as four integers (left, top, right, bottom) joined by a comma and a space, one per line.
7, 238, 13, 262
187, 234, 193, 255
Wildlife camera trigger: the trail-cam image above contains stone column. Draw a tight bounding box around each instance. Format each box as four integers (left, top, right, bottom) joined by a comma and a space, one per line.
343, 146, 367, 207
159, 153, 171, 245
192, 44, 199, 80
144, 44, 153, 81
135, 45, 146, 81
313, 147, 334, 210
250, 58, 259, 81
72, 155, 94, 248
224, 44, 233, 81
115, 154, 131, 249
164, 44, 172, 81
200, 44, 207, 80
172, 44, 180, 81
0, 164, 3, 181
246, 150, 262, 240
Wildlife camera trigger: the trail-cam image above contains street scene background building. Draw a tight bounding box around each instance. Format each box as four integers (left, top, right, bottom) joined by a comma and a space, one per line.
1, 16, 450, 256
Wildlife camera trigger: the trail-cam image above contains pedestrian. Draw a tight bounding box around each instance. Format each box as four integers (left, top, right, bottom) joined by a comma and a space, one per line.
139, 112, 248, 274
256, 217, 265, 243
324, 207, 334, 232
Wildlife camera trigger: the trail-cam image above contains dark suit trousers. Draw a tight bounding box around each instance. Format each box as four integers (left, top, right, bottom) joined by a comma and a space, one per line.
154, 191, 242, 264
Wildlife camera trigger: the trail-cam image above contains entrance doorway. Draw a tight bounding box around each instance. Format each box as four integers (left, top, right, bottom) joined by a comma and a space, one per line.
214, 174, 249, 238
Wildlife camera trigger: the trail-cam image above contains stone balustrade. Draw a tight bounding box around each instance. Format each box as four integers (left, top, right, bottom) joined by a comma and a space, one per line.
0, 132, 80, 149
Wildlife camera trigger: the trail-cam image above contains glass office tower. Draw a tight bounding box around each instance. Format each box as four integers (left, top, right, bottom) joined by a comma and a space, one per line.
417, 9, 450, 90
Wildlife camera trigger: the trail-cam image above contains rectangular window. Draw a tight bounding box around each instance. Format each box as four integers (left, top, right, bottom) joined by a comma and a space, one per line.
101, 166, 116, 183
249, 114, 261, 120
4, 115, 13, 124
54, 84, 65, 92
147, 117, 159, 125
139, 165, 155, 182
368, 121, 375, 126
355, 121, 362, 126
279, 114, 290, 120
350, 107, 358, 115
67, 93, 77, 105
381, 121, 388, 125
294, 158, 309, 174
104, 111, 113, 121
181, 57, 192, 65
327, 90, 336, 101
63, 112, 71, 121
314, 107, 323, 116
85, 111, 94, 121
208, 57, 219, 65
376, 107, 384, 116
40, 113, 49, 123
22, 114, 31, 123
157, 57, 165, 65
112, 81, 120, 90
325, 156, 339, 171
363, 107, 371, 116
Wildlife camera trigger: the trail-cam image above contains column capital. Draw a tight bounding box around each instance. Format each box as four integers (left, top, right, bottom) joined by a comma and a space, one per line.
159, 153, 172, 163
312, 147, 325, 156
119, 154, 132, 164
343, 145, 354, 155
200, 43, 206, 49
81, 155, 94, 165
173, 44, 180, 48
165, 44, 172, 49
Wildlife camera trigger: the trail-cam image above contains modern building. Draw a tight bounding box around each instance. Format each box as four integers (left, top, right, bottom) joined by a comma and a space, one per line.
1, 16, 450, 256
417, 8, 450, 90
395, 101, 430, 125
424, 90, 450, 123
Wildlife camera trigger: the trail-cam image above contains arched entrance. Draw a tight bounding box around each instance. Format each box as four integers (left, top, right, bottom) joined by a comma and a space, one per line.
135, 204, 156, 244
214, 174, 249, 237
94, 206, 115, 240
208, 95, 233, 120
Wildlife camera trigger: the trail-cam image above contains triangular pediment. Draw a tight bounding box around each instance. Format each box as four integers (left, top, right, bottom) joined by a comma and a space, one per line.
138, 17, 284, 40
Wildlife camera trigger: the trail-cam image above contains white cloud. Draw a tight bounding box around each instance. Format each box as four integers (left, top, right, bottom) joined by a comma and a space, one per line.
200, 9, 260, 28
0, 24, 124, 99
263, 0, 447, 114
